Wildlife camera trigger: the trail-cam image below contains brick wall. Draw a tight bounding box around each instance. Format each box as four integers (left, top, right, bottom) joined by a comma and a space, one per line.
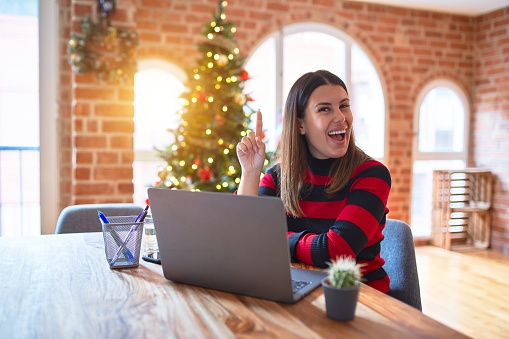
61, 0, 137, 207
474, 8, 509, 253
59, 0, 509, 253
59, 1, 72, 210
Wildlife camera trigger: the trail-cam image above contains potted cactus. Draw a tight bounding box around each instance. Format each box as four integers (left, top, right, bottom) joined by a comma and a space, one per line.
321, 256, 364, 321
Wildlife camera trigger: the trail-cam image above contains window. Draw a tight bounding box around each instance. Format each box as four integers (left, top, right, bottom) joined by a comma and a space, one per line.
133, 60, 186, 206
411, 81, 469, 237
0, 0, 40, 236
418, 87, 465, 153
350, 45, 385, 158
243, 22, 385, 159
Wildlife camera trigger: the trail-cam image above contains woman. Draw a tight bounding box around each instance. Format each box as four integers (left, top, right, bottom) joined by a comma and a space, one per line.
236, 70, 391, 293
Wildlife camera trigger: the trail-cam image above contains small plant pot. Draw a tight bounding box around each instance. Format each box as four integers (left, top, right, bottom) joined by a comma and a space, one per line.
321, 278, 360, 321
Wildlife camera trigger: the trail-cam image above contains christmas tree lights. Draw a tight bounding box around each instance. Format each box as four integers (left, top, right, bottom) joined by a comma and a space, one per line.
156, 1, 271, 192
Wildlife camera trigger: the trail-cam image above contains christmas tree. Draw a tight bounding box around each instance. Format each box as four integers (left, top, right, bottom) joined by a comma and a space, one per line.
156, 1, 268, 192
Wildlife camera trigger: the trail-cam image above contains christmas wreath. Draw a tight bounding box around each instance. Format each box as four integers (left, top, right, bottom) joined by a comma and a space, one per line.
67, 15, 139, 84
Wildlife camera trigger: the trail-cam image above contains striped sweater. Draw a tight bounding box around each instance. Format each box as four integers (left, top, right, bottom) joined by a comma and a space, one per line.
259, 156, 391, 293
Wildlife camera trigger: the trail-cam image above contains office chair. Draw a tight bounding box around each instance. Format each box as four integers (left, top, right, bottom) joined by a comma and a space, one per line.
381, 219, 422, 310
55, 203, 144, 234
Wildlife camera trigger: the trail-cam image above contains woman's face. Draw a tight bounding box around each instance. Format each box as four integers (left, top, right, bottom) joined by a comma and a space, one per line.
298, 84, 353, 159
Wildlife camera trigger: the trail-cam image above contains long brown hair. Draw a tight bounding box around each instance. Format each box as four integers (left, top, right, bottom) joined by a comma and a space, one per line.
278, 70, 369, 217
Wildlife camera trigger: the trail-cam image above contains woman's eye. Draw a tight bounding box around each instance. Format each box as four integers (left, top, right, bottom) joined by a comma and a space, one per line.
318, 107, 331, 112
340, 104, 350, 109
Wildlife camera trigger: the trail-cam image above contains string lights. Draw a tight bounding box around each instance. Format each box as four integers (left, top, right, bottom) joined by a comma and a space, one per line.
156, 1, 260, 192
156, 1, 271, 192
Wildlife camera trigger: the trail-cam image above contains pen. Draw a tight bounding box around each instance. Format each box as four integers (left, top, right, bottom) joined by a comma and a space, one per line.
98, 211, 134, 261
98, 210, 110, 224
109, 205, 149, 266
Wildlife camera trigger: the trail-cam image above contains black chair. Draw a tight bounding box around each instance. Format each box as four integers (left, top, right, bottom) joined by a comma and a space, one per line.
381, 219, 422, 310
55, 203, 144, 234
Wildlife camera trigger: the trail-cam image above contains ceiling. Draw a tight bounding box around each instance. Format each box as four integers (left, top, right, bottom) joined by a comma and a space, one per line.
348, 0, 509, 16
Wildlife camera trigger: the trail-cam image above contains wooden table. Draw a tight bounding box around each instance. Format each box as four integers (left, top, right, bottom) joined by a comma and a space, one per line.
0, 233, 468, 338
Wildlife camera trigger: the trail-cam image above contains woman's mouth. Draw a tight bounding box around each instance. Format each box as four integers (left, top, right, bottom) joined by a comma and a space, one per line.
328, 129, 347, 142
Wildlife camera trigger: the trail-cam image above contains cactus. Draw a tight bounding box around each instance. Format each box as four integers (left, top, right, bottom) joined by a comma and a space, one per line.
326, 256, 363, 288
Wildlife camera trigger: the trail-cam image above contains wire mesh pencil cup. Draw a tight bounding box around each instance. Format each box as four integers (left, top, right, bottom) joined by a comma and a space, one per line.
101, 215, 144, 269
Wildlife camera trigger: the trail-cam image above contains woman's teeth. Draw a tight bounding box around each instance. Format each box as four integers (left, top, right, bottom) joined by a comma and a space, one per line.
328, 129, 346, 141
328, 129, 346, 136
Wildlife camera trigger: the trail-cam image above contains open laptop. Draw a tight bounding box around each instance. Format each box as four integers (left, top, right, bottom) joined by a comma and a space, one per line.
147, 188, 327, 304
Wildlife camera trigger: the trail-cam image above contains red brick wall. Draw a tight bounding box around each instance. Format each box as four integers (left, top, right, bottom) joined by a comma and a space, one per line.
59, 0, 509, 253
474, 8, 509, 253
60, 0, 137, 207
59, 0, 72, 208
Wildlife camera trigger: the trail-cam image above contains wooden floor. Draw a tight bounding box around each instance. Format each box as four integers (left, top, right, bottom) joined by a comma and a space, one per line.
415, 246, 509, 339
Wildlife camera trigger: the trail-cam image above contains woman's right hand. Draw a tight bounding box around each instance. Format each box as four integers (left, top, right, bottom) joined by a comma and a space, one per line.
236, 109, 266, 177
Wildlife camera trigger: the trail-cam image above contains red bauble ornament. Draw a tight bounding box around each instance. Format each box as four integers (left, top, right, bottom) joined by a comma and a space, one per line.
240, 69, 249, 81
197, 91, 208, 103
198, 167, 213, 181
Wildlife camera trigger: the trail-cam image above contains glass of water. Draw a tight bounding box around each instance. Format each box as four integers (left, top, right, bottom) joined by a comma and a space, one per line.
143, 216, 159, 254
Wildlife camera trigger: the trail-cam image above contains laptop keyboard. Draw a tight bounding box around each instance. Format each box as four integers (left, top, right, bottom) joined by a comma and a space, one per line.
292, 279, 311, 293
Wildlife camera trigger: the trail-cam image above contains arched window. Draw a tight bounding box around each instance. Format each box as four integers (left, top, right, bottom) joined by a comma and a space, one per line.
243, 22, 385, 159
411, 80, 469, 237
133, 60, 186, 205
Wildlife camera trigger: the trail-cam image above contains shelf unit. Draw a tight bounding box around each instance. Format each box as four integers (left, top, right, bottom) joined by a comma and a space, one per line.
431, 169, 492, 251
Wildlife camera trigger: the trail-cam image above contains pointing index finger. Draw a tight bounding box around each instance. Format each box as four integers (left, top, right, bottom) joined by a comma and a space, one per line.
255, 109, 263, 138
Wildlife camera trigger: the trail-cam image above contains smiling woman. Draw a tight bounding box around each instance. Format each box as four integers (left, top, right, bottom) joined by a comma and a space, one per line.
236, 70, 392, 294
132, 60, 186, 206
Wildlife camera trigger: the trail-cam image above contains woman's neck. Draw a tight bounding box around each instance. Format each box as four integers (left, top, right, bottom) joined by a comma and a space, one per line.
307, 154, 337, 176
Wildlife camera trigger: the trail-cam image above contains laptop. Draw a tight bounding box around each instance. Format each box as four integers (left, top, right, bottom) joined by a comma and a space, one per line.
147, 188, 327, 304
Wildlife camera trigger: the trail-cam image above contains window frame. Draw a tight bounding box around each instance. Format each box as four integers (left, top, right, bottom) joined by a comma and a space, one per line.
244, 21, 387, 161
40, 0, 59, 234
270, 22, 355, 141
412, 79, 470, 162
411, 79, 470, 237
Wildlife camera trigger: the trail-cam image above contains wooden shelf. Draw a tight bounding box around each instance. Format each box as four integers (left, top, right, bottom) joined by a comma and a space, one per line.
431, 169, 492, 251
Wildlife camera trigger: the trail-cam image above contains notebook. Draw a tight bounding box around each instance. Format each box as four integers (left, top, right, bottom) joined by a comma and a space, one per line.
147, 187, 327, 304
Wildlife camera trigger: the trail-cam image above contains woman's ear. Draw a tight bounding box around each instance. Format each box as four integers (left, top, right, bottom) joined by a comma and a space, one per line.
298, 119, 305, 135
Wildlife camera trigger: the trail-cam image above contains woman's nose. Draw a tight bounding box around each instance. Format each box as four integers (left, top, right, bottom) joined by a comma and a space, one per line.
334, 108, 346, 123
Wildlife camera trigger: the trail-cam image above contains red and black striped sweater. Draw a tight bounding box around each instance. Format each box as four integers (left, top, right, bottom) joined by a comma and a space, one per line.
259, 156, 391, 293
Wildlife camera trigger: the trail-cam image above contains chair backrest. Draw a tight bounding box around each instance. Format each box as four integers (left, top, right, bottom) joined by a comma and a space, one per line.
381, 219, 422, 310
55, 203, 144, 234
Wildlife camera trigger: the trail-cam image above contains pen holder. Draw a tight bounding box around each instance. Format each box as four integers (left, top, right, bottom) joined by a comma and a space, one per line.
101, 216, 144, 269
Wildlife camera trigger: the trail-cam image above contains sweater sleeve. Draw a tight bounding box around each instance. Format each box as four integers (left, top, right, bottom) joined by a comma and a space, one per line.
294, 161, 391, 268
258, 164, 280, 197
258, 164, 308, 260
